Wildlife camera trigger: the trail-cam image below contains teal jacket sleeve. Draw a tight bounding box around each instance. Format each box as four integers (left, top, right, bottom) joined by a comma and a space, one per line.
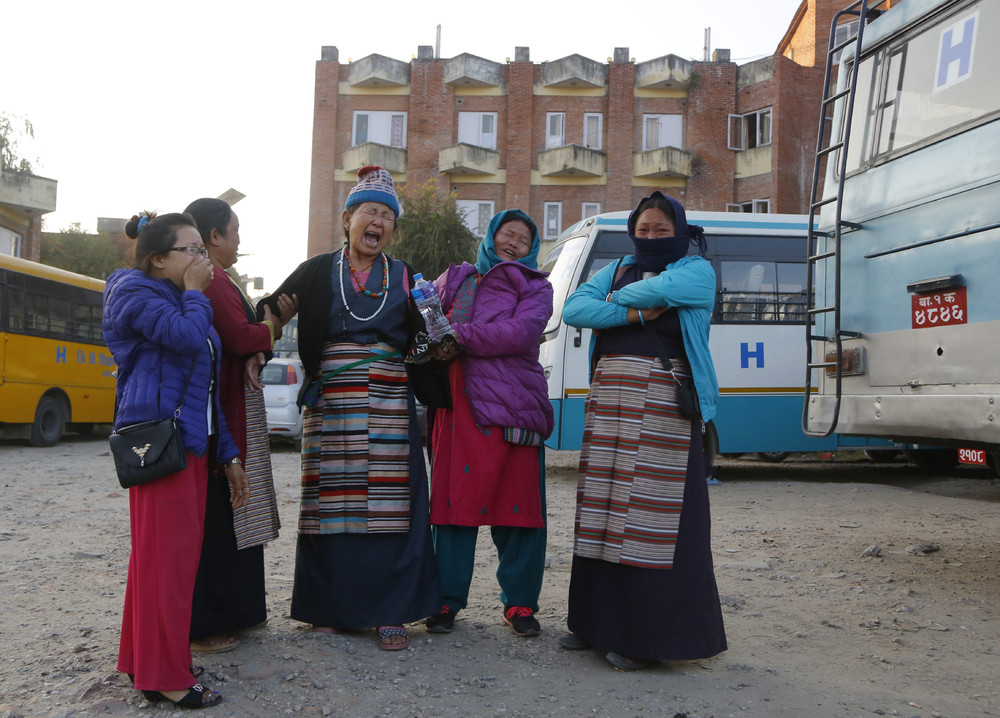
562, 259, 630, 329
609, 256, 716, 311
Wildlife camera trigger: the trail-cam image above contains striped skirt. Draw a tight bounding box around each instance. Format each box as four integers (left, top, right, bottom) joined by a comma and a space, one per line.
232, 386, 281, 550
574, 354, 693, 569
299, 342, 411, 534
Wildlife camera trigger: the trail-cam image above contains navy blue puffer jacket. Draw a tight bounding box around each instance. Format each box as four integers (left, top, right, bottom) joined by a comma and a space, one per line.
102, 269, 238, 462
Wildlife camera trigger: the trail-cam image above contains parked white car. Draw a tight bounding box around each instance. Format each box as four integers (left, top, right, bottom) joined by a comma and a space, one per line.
262, 357, 304, 446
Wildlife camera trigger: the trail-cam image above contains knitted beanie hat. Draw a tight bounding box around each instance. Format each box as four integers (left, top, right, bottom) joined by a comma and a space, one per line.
345, 166, 401, 217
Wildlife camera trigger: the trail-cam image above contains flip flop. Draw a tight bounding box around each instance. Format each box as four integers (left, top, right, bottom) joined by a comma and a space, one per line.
190, 636, 240, 654
377, 625, 409, 651
309, 626, 338, 635
606, 651, 650, 672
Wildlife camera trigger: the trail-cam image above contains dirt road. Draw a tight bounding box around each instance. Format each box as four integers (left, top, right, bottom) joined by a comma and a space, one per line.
1, 439, 998, 717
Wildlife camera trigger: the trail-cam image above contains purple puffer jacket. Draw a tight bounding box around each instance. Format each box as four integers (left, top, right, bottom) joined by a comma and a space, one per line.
434, 261, 554, 437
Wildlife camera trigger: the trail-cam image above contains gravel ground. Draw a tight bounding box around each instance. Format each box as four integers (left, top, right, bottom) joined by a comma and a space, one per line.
1, 438, 999, 717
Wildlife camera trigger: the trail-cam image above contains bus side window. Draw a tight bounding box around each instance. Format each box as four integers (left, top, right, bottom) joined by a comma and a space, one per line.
8, 287, 24, 331
26, 292, 49, 333
50, 296, 71, 338
776, 262, 808, 323
720, 261, 777, 322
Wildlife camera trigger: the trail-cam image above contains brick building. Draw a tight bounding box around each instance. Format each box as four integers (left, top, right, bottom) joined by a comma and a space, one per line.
307, 0, 869, 256
0, 164, 56, 262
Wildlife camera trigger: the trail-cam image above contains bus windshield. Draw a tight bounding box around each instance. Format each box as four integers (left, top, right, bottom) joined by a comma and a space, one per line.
541, 236, 587, 336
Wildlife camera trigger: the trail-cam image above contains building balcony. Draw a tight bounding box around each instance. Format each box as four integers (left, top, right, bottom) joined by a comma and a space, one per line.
347, 54, 410, 87
635, 54, 693, 90
444, 54, 502, 88
439, 144, 500, 176
734, 145, 773, 178
342, 143, 407, 175
0, 169, 57, 215
538, 144, 606, 177
541, 54, 606, 89
632, 146, 693, 178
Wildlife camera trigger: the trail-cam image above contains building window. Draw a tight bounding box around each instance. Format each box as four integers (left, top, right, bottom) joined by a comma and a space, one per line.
543, 202, 563, 239
352, 111, 407, 147
456, 200, 495, 237
832, 19, 861, 64
546, 113, 565, 149
642, 114, 683, 150
581, 202, 601, 220
1, 227, 22, 257
728, 108, 772, 150
583, 113, 603, 150
726, 199, 771, 213
457, 112, 497, 149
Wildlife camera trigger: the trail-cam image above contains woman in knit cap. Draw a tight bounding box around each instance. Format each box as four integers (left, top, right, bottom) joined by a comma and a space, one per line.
559, 191, 727, 671
258, 167, 438, 650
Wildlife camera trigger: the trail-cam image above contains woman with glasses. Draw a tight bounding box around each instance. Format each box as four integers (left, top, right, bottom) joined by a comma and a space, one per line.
182, 198, 296, 655
421, 210, 554, 639
559, 191, 727, 671
258, 166, 438, 651
104, 211, 248, 708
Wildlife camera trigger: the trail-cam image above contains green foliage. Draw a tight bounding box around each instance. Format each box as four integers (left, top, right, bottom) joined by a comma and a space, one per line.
0, 112, 36, 173
392, 180, 479, 279
40, 223, 124, 280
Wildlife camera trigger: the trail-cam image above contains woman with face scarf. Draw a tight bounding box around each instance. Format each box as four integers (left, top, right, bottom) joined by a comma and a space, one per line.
559, 191, 726, 671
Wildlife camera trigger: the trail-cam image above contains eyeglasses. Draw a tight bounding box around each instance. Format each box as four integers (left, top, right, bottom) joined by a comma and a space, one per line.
357, 207, 396, 224
169, 246, 210, 258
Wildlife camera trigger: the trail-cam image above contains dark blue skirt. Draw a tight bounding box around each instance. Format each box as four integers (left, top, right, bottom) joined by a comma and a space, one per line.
567, 420, 728, 661
290, 401, 439, 629
190, 474, 267, 639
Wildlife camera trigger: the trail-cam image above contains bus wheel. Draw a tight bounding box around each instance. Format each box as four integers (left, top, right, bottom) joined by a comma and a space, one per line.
903, 448, 958, 472
756, 451, 790, 463
30, 396, 66, 447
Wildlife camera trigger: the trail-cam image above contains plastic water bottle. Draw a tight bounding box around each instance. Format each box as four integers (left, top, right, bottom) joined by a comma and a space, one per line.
411, 273, 452, 342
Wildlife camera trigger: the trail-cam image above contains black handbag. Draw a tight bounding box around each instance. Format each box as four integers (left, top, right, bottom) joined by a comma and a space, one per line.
643, 323, 702, 422
109, 359, 196, 489
109, 416, 188, 488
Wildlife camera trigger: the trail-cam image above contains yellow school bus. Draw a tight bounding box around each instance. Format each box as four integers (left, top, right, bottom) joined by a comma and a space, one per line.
0, 254, 116, 445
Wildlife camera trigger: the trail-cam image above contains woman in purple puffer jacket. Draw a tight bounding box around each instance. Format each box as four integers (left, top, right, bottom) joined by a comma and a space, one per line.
422, 209, 554, 639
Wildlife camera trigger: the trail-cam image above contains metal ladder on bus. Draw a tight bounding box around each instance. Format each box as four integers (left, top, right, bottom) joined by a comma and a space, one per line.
802, 0, 884, 437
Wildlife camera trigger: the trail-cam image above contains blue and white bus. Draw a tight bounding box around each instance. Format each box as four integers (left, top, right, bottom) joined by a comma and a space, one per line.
540, 210, 896, 459
804, 0, 999, 472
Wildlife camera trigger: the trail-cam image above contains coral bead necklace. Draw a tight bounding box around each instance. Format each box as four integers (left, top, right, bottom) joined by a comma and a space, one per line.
345, 249, 388, 298
339, 250, 389, 322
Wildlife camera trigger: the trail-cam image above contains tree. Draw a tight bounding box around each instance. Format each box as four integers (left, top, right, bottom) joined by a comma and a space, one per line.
392, 180, 479, 279
40, 223, 124, 280
0, 112, 36, 173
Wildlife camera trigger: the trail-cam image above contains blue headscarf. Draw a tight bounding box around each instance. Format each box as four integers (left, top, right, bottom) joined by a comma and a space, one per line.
474, 209, 541, 275
627, 191, 706, 273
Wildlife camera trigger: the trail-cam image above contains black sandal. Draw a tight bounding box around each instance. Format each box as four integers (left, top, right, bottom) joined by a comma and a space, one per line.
142, 682, 222, 708
128, 664, 203, 685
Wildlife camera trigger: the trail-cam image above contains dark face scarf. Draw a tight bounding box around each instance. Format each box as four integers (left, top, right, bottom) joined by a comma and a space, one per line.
627, 191, 705, 273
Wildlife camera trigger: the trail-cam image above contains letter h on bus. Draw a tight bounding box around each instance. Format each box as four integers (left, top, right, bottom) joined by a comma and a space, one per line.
741, 341, 764, 369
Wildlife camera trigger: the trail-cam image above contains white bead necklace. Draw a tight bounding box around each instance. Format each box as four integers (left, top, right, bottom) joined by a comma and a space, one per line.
338, 250, 389, 322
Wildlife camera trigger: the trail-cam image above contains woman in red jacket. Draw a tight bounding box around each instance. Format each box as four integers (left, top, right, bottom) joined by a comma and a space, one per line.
184, 198, 296, 653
